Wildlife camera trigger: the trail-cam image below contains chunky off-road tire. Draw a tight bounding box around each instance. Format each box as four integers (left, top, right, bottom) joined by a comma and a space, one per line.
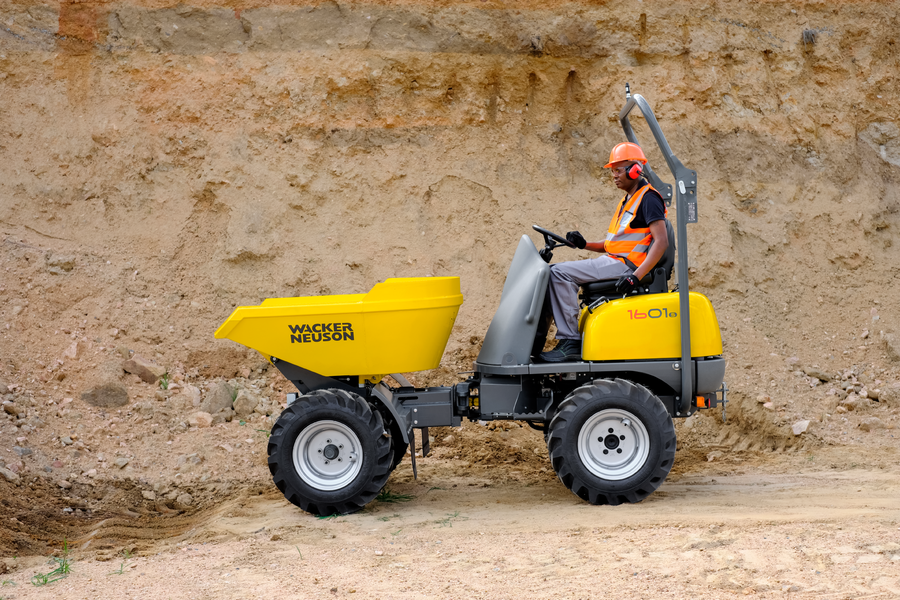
547, 378, 676, 505
268, 388, 392, 515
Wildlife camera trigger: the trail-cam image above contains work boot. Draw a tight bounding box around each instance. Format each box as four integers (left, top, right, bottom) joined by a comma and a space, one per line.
538, 339, 582, 363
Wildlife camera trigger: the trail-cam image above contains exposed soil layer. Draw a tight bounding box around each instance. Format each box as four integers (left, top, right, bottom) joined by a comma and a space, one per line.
2, 0, 900, 597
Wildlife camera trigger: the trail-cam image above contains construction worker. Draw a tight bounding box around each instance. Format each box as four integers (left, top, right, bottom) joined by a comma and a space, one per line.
538, 142, 669, 363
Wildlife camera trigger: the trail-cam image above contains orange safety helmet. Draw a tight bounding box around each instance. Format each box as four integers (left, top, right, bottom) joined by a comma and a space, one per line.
603, 142, 647, 168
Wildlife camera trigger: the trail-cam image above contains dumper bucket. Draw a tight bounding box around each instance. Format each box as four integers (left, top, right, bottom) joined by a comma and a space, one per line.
215, 277, 463, 378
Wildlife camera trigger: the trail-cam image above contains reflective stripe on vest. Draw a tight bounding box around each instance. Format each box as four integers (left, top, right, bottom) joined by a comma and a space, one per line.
605, 183, 667, 268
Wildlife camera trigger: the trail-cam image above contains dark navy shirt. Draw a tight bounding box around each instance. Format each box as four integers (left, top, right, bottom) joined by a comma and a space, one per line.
618, 181, 667, 229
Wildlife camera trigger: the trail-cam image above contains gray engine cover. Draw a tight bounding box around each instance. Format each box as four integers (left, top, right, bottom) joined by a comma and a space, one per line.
476, 235, 550, 366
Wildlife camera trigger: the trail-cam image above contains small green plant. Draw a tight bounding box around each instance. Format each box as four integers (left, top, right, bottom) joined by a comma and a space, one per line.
110, 549, 132, 575
377, 513, 401, 522
159, 371, 171, 390
31, 539, 72, 586
316, 513, 340, 520
255, 428, 271, 438
434, 511, 461, 528
376, 489, 415, 503
239, 420, 247, 426
295, 546, 303, 559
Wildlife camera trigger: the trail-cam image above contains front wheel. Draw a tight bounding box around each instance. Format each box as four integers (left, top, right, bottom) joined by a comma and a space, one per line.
268, 388, 392, 515
547, 379, 675, 505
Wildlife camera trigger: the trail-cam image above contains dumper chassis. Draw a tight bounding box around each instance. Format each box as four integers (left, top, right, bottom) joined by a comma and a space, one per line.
216, 87, 727, 515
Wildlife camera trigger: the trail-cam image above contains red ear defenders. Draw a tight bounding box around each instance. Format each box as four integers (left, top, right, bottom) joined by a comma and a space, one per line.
625, 162, 644, 180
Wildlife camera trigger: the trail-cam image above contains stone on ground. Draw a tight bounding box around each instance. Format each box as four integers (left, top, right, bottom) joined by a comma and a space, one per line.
123, 354, 167, 384
200, 380, 234, 414
81, 382, 129, 408
188, 411, 214, 428
792, 420, 810, 435
233, 390, 259, 418
859, 417, 886, 432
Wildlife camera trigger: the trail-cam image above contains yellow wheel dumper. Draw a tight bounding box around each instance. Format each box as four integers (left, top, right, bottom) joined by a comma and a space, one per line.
216, 88, 727, 515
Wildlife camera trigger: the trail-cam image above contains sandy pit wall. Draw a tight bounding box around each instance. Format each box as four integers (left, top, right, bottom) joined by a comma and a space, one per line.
1, 0, 899, 382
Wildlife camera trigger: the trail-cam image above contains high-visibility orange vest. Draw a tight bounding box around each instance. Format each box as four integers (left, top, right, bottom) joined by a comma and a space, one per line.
605, 183, 667, 269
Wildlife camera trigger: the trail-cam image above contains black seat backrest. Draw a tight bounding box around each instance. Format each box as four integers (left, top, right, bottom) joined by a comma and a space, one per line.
657, 218, 676, 281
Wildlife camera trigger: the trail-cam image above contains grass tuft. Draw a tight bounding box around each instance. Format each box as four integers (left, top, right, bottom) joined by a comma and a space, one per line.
376, 488, 415, 504
110, 549, 133, 575
159, 370, 171, 390
31, 540, 72, 586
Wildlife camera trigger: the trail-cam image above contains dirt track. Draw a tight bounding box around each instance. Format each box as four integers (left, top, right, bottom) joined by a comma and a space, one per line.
1, 448, 898, 599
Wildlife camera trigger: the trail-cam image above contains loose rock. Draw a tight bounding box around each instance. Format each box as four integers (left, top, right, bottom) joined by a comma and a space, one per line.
792, 420, 810, 435
0, 466, 19, 482
233, 390, 259, 418
114, 457, 130, 469
859, 417, 886, 432
2, 401, 20, 416
59, 480, 72, 489
211, 407, 234, 425
46, 253, 76, 273
176, 492, 193, 506
13, 446, 32, 456
142, 490, 157, 501
882, 331, 900, 362
201, 381, 234, 414
188, 411, 213, 428
879, 383, 900, 408
82, 382, 129, 408
802, 367, 831, 382
123, 354, 167, 384
840, 395, 859, 411
63, 341, 82, 360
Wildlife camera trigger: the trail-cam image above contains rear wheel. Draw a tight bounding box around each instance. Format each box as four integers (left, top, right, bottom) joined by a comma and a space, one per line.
547, 379, 675, 505
268, 388, 392, 515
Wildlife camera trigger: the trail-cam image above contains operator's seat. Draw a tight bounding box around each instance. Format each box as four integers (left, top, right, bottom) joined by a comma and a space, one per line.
580, 219, 676, 305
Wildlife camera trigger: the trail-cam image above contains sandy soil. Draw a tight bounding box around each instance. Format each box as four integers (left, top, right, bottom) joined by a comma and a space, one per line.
2, 447, 900, 599
3, 0, 900, 597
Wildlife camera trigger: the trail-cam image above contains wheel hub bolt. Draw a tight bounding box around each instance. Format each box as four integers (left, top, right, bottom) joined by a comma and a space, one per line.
323, 444, 340, 460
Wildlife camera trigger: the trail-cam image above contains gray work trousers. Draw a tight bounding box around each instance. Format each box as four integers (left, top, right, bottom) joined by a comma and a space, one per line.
548, 256, 632, 339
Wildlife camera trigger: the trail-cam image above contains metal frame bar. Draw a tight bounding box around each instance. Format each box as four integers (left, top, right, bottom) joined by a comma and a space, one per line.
618, 88, 697, 415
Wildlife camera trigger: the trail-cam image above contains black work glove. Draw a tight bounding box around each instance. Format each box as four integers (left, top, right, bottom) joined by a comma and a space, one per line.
565, 230, 586, 249
616, 273, 640, 295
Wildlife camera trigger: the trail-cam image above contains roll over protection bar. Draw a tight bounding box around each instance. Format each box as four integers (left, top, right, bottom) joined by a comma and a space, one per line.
618, 85, 698, 415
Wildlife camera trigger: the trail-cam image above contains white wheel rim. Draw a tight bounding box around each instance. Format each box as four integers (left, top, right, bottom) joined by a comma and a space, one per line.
292, 420, 363, 491
577, 408, 650, 481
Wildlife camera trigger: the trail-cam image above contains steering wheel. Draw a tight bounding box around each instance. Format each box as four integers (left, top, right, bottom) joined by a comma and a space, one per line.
532, 225, 575, 248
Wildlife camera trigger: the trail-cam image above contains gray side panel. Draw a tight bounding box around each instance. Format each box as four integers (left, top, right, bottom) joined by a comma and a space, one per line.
477, 235, 550, 366
394, 387, 458, 428
695, 357, 726, 394
479, 376, 523, 416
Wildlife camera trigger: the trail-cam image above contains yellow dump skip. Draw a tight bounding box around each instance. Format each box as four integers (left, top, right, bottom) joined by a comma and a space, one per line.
215, 277, 463, 377
580, 292, 722, 361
